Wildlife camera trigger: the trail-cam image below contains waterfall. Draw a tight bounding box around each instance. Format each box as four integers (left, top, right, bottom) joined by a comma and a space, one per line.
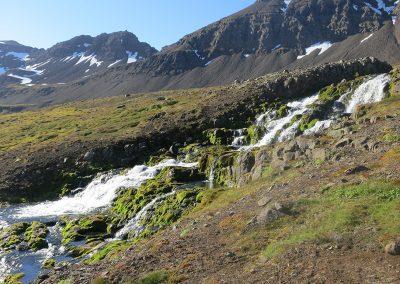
208, 158, 218, 189
232, 73, 390, 149
232, 129, 246, 147
343, 74, 390, 113
239, 94, 319, 150
13, 159, 197, 219
114, 191, 175, 239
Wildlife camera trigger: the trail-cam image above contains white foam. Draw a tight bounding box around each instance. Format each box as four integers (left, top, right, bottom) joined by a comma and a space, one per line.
14, 159, 197, 218
249, 94, 319, 148
345, 74, 390, 113
0, 257, 12, 282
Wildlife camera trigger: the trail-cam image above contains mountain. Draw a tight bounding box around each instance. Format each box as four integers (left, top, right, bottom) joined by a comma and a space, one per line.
0, 31, 157, 87
0, 0, 399, 109
0, 41, 40, 75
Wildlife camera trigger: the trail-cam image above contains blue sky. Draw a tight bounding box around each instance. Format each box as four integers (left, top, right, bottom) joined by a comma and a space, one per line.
0, 0, 254, 50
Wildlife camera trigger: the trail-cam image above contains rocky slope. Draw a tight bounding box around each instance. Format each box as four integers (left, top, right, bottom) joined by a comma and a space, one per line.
0, 57, 398, 283
1, 0, 400, 110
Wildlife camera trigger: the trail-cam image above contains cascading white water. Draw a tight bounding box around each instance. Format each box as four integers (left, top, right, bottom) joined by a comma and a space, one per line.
0, 257, 12, 282
232, 73, 390, 148
207, 158, 218, 189
232, 129, 246, 147
13, 159, 197, 218
240, 94, 319, 150
343, 74, 391, 113
114, 191, 175, 239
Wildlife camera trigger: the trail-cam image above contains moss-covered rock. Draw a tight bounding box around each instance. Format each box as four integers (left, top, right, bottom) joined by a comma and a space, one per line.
138, 189, 200, 238
245, 125, 262, 145
24, 221, 49, 251
4, 273, 24, 284
111, 169, 175, 225
166, 166, 205, 183
42, 258, 56, 269
203, 128, 235, 145
0, 222, 48, 251
61, 215, 109, 244
276, 104, 289, 118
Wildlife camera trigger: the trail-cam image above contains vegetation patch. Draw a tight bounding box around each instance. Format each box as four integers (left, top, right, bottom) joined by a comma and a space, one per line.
262, 180, 400, 259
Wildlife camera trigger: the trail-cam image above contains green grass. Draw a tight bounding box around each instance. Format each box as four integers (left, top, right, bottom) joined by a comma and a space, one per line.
0, 87, 222, 154
134, 270, 169, 284
262, 180, 400, 259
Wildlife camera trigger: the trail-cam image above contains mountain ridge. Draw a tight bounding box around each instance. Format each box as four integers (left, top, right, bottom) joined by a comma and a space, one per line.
0, 0, 399, 110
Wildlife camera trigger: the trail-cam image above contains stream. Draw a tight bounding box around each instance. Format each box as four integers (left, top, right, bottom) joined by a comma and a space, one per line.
0, 73, 391, 282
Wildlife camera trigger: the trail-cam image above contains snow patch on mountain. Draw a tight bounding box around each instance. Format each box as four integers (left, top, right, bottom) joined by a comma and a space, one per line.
75, 54, 103, 67
272, 44, 282, 51
108, 60, 122, 68
126, 51, 139, 63
297, 42, 332, 59
8, 74, 33, 85
19, 60, 51, 76
375, 0, 396, 13
6, 52, 29, 61
194, 50, 205, 61
281, 0, 292, 12
361, 33, 374, 43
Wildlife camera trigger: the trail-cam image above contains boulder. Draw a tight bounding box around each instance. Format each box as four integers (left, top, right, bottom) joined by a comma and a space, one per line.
385, 240, 400, 255
168, 167, 205, 183
257, 196, 272, 207
257, 208, 286, 225
335, 138, 353, 148
344, 165, 369, 175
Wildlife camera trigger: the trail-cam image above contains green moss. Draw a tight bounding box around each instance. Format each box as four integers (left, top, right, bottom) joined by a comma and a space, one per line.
383, 133, 400, 143
86, 241, 130, 264
246, 125, 262, 144
61, 215, 108, 245
24, 221, 49, 251
57, 279, 72, 284
276, 104, 289, 118
328, 181, 400, 201
203, 128, 234, 145
42, 258, 56, 269
298, 114, 318, 132
111, 169, 174, 225
4, 273, 24, 284
134, 270, 169, 284
138, 189, 200, 239
0, 221, 48, 251
262, 180, 400, 259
